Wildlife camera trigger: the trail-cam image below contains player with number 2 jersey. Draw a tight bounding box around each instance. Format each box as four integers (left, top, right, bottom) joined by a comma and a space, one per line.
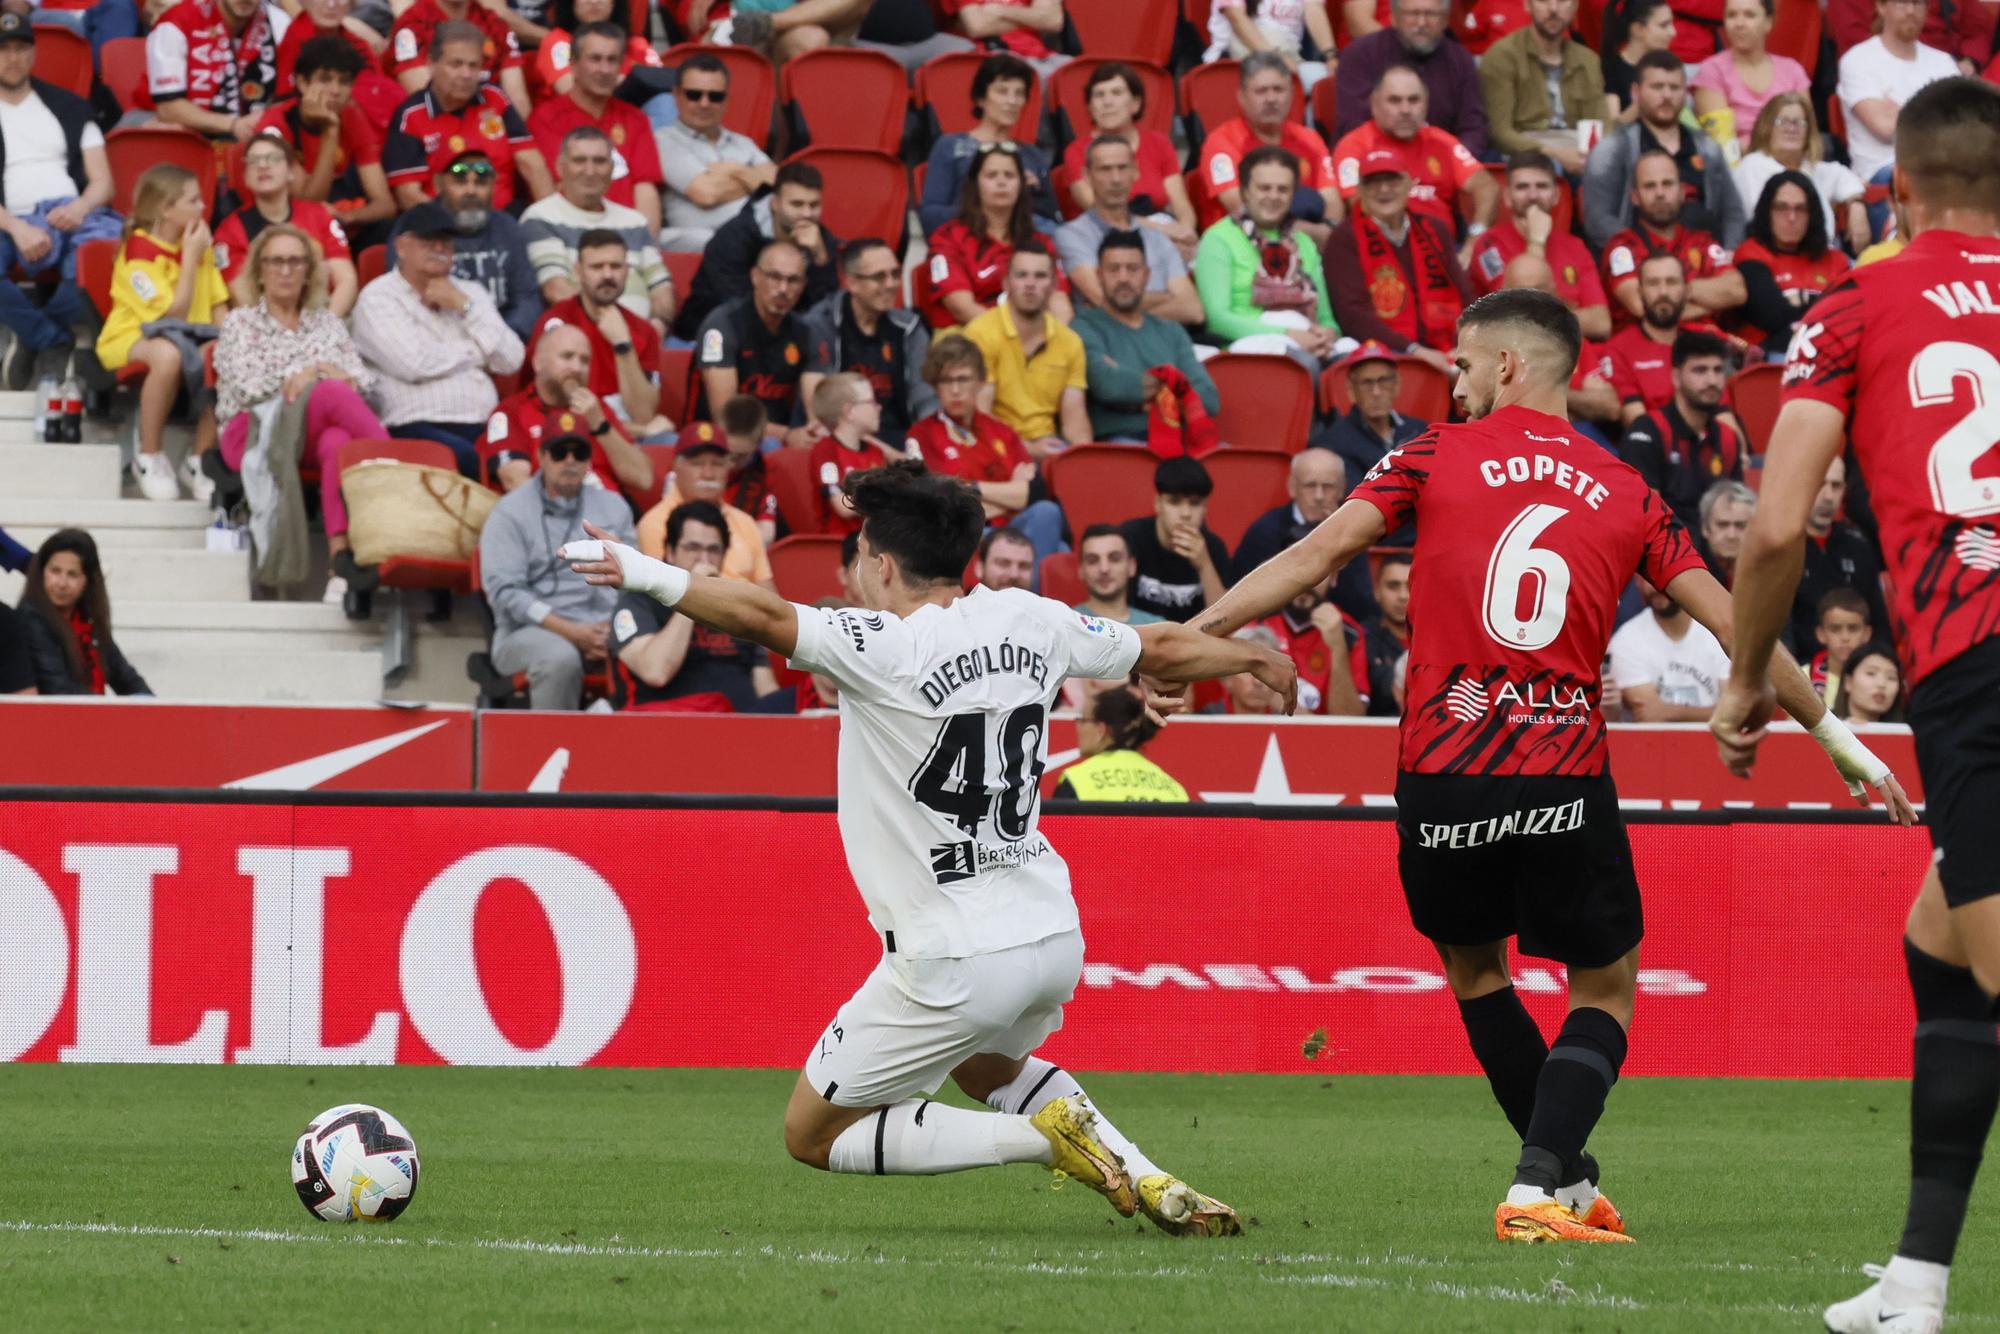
1715, 79, 2000, 1334
559, 460, 1297, 1239
1198, 288, 1910, 1250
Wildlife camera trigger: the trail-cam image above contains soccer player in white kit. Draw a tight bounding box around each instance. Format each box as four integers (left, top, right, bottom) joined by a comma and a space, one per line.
564, 460, 1299, 1235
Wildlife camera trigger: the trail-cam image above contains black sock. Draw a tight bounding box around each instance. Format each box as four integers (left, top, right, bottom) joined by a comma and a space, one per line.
1457, 986, 1547, 1140
1899, 939, 2000, 1265
1515, 1007, 1627, 1192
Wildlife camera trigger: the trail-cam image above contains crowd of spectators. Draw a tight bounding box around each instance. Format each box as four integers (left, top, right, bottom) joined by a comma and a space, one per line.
0, 0, 1964, 726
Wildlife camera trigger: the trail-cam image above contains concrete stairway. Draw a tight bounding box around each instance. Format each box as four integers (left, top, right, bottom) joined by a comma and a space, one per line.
0, 392, 482, 703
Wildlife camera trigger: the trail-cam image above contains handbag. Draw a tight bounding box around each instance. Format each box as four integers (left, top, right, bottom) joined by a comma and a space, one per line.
340, 459, 498, 565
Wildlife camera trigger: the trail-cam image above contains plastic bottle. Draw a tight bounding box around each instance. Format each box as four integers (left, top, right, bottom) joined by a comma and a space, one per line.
59, 371, 82, 444
36, 373, 59, 443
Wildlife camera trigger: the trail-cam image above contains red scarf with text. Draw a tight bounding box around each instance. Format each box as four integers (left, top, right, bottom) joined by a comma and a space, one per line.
1354, 211, 1461, 349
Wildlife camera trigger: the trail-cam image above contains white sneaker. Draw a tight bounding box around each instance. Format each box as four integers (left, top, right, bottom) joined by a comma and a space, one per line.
322, 575, 349, 604
180, 453, 215, 504
133, 451, 182, 501
1824, 1263, 1945, 1332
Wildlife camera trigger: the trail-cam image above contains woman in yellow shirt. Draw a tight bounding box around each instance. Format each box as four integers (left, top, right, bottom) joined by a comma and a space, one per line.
95, 164, 230, 503
1053, 685, 1191, 803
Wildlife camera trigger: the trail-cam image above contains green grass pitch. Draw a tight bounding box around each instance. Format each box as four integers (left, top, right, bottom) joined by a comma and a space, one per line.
4, 1065, 1995, 1331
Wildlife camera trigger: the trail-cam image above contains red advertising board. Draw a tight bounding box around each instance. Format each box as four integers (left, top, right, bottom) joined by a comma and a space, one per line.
0, 699, 474, 791
0, 797, 1927, 1078
475, 711, 1924, 810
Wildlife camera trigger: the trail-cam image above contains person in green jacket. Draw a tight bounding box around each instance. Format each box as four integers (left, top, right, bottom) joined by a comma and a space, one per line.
1192, 143, 1343, 373
1053, 684, 1190, 802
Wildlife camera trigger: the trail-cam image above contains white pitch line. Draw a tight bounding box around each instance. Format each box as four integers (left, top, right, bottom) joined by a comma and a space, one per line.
8, 1220, 1997, 1326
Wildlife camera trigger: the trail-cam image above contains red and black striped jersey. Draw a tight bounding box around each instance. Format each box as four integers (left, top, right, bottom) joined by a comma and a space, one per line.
1348, 405, 1706, 776
1781, 229, 2000, 689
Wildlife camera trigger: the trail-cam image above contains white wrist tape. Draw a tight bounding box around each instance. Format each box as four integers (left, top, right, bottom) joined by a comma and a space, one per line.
1811, 711, 1890, 795
560, 539, 689, 606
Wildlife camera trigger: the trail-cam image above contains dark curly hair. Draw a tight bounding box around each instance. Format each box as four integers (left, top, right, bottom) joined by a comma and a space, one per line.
841, 459, 985, 586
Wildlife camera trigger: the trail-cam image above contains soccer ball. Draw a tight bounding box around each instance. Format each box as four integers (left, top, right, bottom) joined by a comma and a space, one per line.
291, 1103, 421, 1223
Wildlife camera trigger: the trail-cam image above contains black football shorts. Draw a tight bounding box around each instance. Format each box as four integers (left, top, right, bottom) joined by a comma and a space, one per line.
1395, 769, 1642, 969
1909, 636, 2000, 908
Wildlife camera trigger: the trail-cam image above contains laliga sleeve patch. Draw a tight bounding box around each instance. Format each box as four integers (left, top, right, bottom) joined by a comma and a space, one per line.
487, 413, 508, 441
611, 148, 630, 180
1478, 246, 1502, 280
1076, 613, 1112, 635
613, 607, 638, 643
700, 327, 725, 364
212, 243, 230, 273
393, 26, 417, 62
818, 460, 840, 485
1337, 156, 1359, 190
128, 269, 158, 303
549, 38, 572, 69
1607, 246, 1635, 278
1209, 152, 1235, 188
929, 252, 949, 284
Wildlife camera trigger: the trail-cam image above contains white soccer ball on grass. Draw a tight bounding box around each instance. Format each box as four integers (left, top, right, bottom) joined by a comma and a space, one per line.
291, 1103, 421, 1222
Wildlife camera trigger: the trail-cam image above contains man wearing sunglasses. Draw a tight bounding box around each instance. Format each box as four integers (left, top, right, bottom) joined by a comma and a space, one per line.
395, 148, 542, 343
657, 52, 775, 252
479, 429, 635, 711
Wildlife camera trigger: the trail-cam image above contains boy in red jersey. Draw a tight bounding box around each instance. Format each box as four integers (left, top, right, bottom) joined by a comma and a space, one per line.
1715, 78, 2000, 1334
1198, 287, 1914, 1245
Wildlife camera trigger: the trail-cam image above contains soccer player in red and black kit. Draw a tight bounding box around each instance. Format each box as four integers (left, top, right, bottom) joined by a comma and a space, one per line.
1714, 78, 2000, 1333
1198, 287, 1914, 1244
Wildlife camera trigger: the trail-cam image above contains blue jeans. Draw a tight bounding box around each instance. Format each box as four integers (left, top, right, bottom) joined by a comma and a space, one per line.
1865, 165, 1895, 244
30, 1, 140, 59
1008, 498, 1068, 591
0, 200, 123, 352
392, 420, 484, 478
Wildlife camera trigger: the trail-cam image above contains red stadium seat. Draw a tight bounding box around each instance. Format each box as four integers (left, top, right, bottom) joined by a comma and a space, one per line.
31, 23, 92, 98
1729, 362, 1786, 453
1317, 354, 1452, 424
780, 46, 908, 153
658, 346, 695, 427
336, 439, 480, 591
1068, 0, 1178, 66
660, 247, 701, 302
783, 149, 908, 250
1206, 353, 1315, 453
630, 443, 680, 513
662, 43, 776, 146
1179, 61, 1302, 144
76, 239, 147, 388
100, 37, 151, 113
768, 534, 848, 602
356, 244, 387, 287
105, 125, 219, 217
915, 51, 1041, 144
1037, 549, 1087, 605
1200, 447, 1293, 548
766, 445, 825, 534
1043, 444, 1157, 539
1045, 57, 1174, 155
1309, 68, 1339, 136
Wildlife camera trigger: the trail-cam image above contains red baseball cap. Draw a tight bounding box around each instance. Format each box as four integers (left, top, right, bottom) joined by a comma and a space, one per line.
1345, 340, 1399, 369
1358, 148, 1408, 178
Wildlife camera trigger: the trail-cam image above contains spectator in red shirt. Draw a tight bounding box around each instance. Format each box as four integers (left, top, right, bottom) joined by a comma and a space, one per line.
937, 0, 1067, 75
1060, 62, 1199, 253
1603, 252, 1754, 423
527, 22, 664, 234
1469, 152, 1612, 340
924, 142, 1073, 328
1192, 52, 1343, 236
974, 526, 1036, 591
907, 334, 1066, 561
808, 372, 903, 535
1598, 149, 1746, 325
147, 0, 290, 142
255, 36, 395, 244
1732, 171, 1852, 352
484, 322, 652, 496
536, 0, 667, 104
527, 229, 671, 437
1332, 64, 1498, 263
1257, 579, 1368, 715
1322, 150, 1473, 371
383, 23, 554, 212
275, 0, 403, 132
214, 135, 358, 315
387, 0, 532, 121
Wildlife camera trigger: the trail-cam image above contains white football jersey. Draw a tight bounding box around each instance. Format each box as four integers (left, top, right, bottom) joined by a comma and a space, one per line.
788, 587, 1143, 959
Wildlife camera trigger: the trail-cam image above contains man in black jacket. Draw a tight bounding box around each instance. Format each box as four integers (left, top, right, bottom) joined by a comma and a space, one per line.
798, 239, 935, 447
673, 161, 840, 341
0, 16, 125, 388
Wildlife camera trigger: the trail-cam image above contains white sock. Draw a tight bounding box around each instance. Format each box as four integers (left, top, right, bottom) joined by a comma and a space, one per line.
981, 1057, 1167, 1181
1883, 1256, 1950, 1306
826, 1100, 1050, 1176
1505, 1183, 1554, 1207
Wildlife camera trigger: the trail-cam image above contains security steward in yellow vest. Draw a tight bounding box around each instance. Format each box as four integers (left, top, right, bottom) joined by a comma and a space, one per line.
1053, 685, 1189, 803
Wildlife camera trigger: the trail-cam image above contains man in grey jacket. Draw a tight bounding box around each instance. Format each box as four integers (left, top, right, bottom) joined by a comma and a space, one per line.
798, 239, 935, 447
479, 432, 635, 710
1580, 51, 1745, 250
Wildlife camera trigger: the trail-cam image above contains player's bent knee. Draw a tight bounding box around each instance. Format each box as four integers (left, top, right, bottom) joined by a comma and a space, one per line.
782, 1119, 833, 1170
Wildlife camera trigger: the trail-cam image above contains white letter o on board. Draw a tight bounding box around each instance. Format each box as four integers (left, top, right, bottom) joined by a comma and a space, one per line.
0, 850, 68, 1062
400, 847, 637, 1066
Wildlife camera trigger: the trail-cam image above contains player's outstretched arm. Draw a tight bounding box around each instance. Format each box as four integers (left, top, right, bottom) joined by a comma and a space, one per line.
1194, 499, 1387, 639
563, 522, 801, 659
1712, 399, 1848, 745
1670, 563, 1917, 824
1134, 621, 1299, 715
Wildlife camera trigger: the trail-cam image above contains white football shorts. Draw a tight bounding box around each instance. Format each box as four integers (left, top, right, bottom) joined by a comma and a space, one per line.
803, 929, 1086, 1108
